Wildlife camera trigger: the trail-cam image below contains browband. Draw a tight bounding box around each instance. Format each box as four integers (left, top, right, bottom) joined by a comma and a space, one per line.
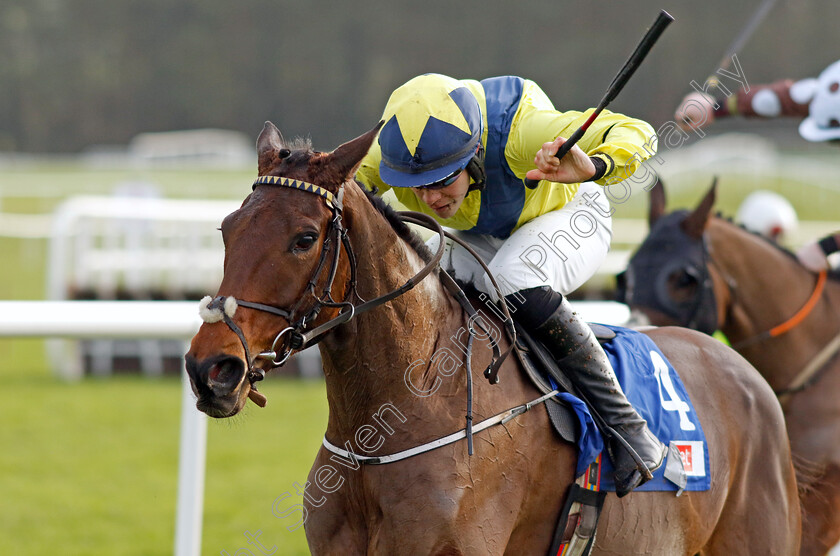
253, 176, 342, 211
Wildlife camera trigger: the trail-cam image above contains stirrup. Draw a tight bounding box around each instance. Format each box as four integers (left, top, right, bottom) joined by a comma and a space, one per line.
611, 438, 667, 498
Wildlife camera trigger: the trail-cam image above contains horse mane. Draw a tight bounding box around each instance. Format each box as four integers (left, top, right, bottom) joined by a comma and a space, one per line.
359, 184, 434, 263
714, 212, 840, 282
715, 211, 800, 262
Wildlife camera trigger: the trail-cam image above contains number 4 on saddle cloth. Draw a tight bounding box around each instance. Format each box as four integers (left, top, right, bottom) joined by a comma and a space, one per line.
531, 325, 710, 494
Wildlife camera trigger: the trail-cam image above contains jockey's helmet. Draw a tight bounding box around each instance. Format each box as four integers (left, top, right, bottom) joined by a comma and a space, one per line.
736, 190, 798, 242
799, 59, 840, 142
378, 74, 483, 188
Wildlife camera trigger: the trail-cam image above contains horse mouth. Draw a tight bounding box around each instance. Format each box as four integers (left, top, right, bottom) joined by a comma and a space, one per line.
195, 388, 249, 418
186, 354, 250, 418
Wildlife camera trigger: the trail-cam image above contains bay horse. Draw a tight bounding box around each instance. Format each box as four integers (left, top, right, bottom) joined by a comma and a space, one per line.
185, 122, 801, 554
621, 179, 840, 556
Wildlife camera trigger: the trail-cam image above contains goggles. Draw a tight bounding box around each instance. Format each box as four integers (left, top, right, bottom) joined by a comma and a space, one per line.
415, 169, 463, 191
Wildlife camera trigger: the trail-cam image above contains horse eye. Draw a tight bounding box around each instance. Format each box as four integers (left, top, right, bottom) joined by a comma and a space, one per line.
666, 268, 700, 304
292, 233, 317, 253
676, 269, 698, 287
668, 268, 699, 297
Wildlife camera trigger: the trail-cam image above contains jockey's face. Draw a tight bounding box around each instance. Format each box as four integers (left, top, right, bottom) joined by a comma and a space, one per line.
411, 170, 470, 219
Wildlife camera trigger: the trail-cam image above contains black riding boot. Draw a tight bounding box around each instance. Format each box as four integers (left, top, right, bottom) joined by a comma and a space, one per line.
509, 287, 667, 497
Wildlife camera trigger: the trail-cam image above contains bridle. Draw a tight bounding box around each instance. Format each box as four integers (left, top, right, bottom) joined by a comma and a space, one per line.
201, 175, 515, 405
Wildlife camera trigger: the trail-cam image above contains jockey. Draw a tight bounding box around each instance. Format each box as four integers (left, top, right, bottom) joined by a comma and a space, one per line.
736, 190, 798, 243
356, 73, 665, 497
675, 58, 840, 142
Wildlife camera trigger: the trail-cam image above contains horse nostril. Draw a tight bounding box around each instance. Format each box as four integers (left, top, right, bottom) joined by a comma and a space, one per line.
206, 357, 245, 394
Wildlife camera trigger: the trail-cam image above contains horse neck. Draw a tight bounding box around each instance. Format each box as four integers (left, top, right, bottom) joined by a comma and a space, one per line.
708, 219, 839, 376
318, 184, 463, 436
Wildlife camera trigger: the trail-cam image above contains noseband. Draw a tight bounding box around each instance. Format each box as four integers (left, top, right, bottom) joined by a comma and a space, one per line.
200, 176, 514, 405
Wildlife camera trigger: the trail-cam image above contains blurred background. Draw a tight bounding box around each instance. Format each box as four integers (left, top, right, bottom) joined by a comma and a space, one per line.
1, 1, 838, 554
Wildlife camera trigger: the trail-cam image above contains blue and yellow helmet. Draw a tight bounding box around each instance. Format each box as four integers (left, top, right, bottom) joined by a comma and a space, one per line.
378, 74, 483, 188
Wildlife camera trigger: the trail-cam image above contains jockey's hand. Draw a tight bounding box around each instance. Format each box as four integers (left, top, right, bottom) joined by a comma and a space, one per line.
675, 92, 716, 131
525, 136, 596, 184
796, 240, 830, 272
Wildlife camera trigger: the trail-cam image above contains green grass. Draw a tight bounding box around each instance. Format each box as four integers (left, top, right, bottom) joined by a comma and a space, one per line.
0, 372, 327, 556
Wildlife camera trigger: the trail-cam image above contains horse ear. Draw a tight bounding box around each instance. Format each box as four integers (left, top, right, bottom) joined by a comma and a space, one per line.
648, 176, 667, 228
682, 177, 718, 239
257, 121, 285, 174
324, 121, 384, 183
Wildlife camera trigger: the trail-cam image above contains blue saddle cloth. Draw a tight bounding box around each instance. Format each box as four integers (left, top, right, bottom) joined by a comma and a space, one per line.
552, 325, 710, 492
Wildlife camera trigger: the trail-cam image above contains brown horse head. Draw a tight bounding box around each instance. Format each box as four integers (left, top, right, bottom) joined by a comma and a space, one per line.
620, 178, 720, 334
185, 121, 381, 418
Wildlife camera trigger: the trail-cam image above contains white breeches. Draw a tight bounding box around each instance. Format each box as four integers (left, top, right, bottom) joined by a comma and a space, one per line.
428, 182, 612, 299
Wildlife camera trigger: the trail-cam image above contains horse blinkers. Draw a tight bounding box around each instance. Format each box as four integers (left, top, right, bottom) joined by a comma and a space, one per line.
623, 212, 719, 335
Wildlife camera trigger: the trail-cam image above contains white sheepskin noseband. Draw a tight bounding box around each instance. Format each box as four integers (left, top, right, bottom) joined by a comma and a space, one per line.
199, 295, 239, 323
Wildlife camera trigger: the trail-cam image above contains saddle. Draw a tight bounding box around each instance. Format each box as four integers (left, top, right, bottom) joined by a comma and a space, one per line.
514, 321, 616, 444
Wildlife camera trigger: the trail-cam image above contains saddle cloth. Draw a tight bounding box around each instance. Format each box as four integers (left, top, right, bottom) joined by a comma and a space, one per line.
540, 325, 711, 493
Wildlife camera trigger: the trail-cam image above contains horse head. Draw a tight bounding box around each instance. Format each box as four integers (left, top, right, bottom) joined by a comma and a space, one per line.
620, 178, 721, 335
185, 121, 381, 418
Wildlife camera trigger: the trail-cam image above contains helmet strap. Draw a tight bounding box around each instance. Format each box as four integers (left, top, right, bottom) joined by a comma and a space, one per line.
466, 144, 486, 192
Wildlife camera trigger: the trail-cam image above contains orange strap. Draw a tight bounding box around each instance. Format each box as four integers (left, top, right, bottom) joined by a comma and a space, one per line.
769, 270, 828, 337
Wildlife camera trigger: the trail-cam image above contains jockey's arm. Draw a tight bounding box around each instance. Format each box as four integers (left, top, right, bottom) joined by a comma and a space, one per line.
510, 107, 657, 187
714, 79, 811, 119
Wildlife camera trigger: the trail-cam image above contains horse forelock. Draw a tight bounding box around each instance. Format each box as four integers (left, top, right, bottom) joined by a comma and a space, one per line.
283, 137, 314, 151
257, 132, 315, 176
